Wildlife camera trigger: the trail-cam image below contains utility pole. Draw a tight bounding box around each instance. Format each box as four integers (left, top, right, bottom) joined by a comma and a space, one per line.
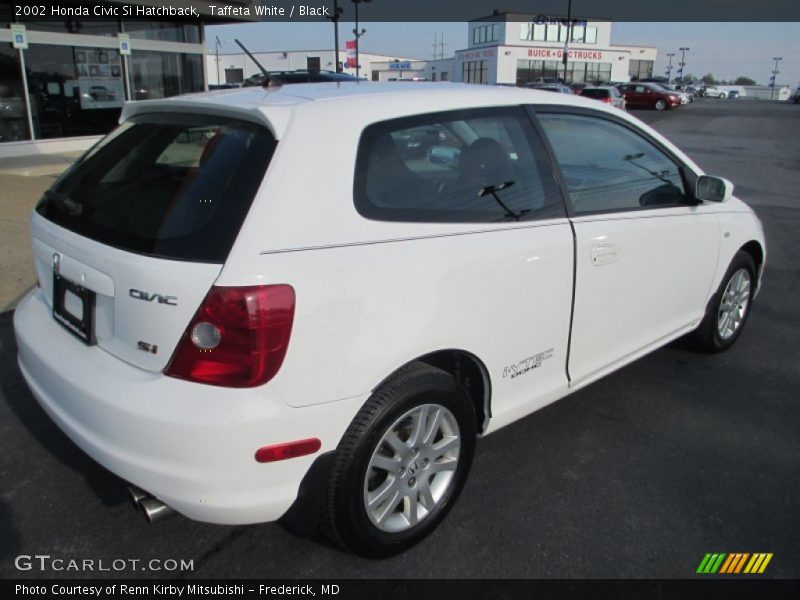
329, 0, 343, 72
769, 56, 782, 100
665, 52, 675, 82
677, 47, 689, 85
439, 30, 447, 60
351, 0, 371, 79
215, 36, 221, 85
562, 0, 573, 83
432, 32, 438, 60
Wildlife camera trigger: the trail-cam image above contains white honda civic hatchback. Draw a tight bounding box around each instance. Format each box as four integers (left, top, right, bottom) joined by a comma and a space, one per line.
14, 82, 765, 557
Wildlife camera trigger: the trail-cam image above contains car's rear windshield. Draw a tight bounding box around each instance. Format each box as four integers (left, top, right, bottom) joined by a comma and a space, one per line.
36, 113, 277, 263
581, 89, 610, 99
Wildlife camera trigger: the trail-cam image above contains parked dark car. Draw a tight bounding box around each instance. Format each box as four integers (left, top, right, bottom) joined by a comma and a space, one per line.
580, 86, 626, 110
618, 82, 681, 111
569, 82, 588, 95
243, 70, 363, 87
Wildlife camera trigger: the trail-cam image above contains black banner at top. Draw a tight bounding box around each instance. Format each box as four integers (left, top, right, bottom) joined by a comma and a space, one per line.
3, 0, 800, 22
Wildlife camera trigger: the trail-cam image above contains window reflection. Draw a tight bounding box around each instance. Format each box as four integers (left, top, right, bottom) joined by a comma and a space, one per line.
24, 44, 124, 139
0, 44, 30, 141
130, 51, 203, 100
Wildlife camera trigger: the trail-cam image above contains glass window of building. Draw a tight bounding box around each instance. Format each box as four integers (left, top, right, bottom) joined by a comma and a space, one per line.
492, 23, 500, 41
546, 25, 559, 42
533, 24, 546, 41
585, 26, 598, 44
0, 44, 30, 141
572, 25, 585, 43
629, 60, 654, 80
462, 60, 488, 84
130, 51, 203, 100
23, 44, 125, 139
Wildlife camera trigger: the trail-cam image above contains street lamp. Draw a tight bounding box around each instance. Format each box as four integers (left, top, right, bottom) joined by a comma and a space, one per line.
351, 0, 372, 79
665, 52, 675, 82
677, 47, 689, 85
329, 1, 344, 72
769, 57, 782, 100
562, 0, 573, 83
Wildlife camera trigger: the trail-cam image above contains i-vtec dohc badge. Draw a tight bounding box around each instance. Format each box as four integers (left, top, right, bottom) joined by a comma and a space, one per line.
129, 289, 177, 306
503, 348, 554, 379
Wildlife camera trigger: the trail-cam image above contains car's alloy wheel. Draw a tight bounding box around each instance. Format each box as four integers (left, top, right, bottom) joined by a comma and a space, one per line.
690, 250, 756, 352
321, 361, 476, 557
717, 268, 751, 341
655, 99, 667, 111
364, 404, 460, 533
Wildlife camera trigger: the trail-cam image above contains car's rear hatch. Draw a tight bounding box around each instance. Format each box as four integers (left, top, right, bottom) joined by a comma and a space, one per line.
30, 111, 277, 372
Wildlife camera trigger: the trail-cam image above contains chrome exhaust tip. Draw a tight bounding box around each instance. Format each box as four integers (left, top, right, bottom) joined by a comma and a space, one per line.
128, 485, 148, 506
140, 497, 175, 523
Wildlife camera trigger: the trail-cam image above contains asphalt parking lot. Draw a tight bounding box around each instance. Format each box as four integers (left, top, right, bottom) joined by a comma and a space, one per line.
1, 99, 798, 579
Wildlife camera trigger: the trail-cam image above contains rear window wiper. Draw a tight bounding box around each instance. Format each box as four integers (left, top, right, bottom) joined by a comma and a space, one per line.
44, 189, 83, 217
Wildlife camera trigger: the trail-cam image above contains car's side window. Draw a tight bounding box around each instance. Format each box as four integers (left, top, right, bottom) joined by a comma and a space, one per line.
354, 107, 565, 223
537, 113, 687, 214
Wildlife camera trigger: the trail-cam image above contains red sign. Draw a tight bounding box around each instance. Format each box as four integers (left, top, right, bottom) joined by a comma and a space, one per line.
527, 48, 604, 61
346, 40, 356, 68
458, 48, 496, 60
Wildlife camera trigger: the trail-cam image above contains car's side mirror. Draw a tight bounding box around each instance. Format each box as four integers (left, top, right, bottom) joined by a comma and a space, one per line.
696, 175, 733, 203
427, 145, 461, 168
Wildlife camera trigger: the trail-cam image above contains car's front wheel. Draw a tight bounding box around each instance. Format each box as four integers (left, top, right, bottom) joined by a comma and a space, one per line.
321, 362, 476, 557
655, 99, 667, 111
690, 250, 757, 352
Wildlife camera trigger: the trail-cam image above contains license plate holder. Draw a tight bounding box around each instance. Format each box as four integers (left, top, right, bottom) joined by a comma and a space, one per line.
53, 272, 96, 345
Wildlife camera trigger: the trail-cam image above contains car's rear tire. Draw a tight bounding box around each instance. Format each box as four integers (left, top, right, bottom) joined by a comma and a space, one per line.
655, 99, 667, 111
690, 251, 756, 353
719, 92, 727, 99
320, 361, 477, 557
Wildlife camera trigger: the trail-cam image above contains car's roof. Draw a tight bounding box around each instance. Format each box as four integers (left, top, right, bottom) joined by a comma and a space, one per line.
120, 82, 617, 138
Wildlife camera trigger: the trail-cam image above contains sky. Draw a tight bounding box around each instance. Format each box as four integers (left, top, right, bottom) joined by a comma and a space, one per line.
206, 21, 800, 86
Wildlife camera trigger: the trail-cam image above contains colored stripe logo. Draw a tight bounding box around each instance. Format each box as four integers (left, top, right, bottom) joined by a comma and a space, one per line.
697, 553, 773, 574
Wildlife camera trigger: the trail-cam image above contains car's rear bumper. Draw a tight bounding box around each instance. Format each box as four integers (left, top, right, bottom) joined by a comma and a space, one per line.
14, 289, 365, 524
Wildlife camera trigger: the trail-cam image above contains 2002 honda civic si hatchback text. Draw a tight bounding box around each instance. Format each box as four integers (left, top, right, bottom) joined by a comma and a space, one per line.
14, 82, 765, 557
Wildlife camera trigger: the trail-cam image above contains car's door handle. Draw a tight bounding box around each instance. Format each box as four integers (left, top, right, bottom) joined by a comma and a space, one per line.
590, 243, 619, 266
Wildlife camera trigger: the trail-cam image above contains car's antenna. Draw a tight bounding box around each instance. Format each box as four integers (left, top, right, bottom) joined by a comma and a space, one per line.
235, 39, 278, 88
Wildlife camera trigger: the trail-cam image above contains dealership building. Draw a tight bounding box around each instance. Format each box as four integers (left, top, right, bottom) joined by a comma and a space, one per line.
0, 0, 257, 157
370, 13, 656, 85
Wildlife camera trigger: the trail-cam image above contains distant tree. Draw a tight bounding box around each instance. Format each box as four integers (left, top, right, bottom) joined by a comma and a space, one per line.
681, 73, 696, 85
700, 73, 716, 85
734, 76, 756, 86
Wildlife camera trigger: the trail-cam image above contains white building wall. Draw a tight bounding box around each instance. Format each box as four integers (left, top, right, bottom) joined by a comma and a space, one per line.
206, 50, 416, 85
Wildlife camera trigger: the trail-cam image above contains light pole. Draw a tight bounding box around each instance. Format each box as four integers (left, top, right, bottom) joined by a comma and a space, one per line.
215, 36, 222, 85
769, 56, 782, 100
665, 52, 675, 82
329, 1, 344, 72
562, 0, 573, 83
351, 0, 371, 79
677, 47, 689, 85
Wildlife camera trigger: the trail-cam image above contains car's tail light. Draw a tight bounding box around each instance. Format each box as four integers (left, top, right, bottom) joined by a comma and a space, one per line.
602, 97, 612, 104
165, 284, 295, 388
